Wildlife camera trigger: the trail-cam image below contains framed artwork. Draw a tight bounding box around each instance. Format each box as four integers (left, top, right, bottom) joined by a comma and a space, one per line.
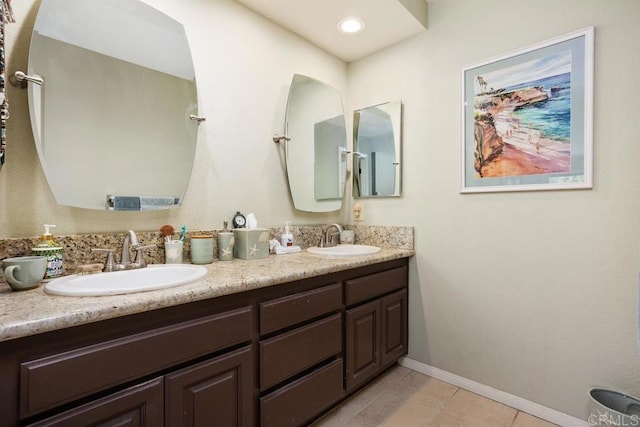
460, 27, 594, 193
0, 0, 14, 171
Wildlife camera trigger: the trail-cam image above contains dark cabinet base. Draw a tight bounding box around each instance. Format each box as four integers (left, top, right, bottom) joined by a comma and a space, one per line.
0, 258, 409, 427
345, 285, 408, 393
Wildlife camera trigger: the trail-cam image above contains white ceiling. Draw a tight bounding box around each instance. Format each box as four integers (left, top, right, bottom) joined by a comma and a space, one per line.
234, 0, 428, 62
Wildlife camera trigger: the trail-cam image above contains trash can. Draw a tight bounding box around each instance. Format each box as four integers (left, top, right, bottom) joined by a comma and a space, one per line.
588, 388, 640, 426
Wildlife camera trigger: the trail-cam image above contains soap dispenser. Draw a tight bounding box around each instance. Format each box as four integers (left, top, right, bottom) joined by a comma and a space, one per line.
218, 221, 234, 261
31, 224, 64, 279
281, 221, 293, 247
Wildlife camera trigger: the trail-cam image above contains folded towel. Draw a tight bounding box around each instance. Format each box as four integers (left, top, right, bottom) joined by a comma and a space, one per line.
107, 195, 180, 211
108, 196, 140, 211
269, 239, 301, 255
139, 196, 181, 211
275, 245, 301, 255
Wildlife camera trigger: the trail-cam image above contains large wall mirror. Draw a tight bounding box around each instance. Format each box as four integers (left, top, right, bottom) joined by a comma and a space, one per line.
27, 0, 200, 210
284, 74, 347, 212
353, 101, 402, 198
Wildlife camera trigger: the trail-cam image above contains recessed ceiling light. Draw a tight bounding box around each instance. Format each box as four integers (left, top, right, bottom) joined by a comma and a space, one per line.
338, 17, 365, 34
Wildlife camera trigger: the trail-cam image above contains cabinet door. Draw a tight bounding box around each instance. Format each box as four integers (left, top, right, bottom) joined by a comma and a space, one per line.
165, 346, 253, 427
345, 300, 380, 392
380, 289, 408, 367
26, 377, 163, 427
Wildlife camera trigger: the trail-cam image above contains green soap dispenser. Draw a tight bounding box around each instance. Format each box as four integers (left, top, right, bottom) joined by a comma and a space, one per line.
31, 224, 64, 279
218, 221, 234, 261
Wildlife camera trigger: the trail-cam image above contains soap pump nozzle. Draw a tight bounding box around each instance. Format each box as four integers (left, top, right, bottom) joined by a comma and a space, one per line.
38, 224, 58, 248
42, 224, 56, 242
281, 221, 293, 247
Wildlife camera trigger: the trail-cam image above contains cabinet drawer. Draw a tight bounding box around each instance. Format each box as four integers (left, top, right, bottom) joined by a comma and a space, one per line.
345, 266, 407, 306
20, 306, 253, 418
260, 313, 342, 391
26, 377, 163, 427
260, 358, 344, 427
259, 283, 342, 335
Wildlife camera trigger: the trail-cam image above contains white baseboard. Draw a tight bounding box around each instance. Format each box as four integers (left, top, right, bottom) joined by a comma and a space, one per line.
399, 357, 588, 427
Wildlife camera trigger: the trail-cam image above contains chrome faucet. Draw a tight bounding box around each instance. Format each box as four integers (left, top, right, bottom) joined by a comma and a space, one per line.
120, 230, 139, 265
322, 224, 343, 247
92, 230, 155, 272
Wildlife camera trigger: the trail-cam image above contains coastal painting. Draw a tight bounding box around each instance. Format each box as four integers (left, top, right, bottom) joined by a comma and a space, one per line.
461, 27, 594, 193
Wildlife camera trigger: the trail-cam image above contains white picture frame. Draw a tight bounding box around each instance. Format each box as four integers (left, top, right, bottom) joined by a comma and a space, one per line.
460, 27, 594, 193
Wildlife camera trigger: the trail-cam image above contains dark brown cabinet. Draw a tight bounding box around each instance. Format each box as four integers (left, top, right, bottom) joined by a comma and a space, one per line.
345, 299, 381, 391
345, 268, 408, 392
0, 258, 409, 427
259, 283, 344, 427
18, 307, 253, 420
165, 346, 253, 427
9, 305, 254, 427
380, 289, 408, 366
27, 377, 164, 427
260, 359, 344, 427
28, 347, 254, 427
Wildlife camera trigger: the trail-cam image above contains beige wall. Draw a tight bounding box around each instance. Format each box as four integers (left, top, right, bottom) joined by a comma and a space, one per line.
2, 0, 639, 421
0, 0, 348, 238
347, 0, 640, 419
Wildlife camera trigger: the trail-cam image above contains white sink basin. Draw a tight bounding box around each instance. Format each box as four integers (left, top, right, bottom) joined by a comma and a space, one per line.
44, 264, 208, 297
307, 244, 381, 257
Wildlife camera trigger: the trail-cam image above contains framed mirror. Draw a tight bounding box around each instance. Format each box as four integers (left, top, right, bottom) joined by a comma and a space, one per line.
284, 74, 347, 212
27, 0, 200, 210
353, 101, 402, 198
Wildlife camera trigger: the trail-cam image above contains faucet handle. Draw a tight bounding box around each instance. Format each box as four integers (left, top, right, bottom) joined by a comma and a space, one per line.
133, 244, 155, 268
91, 248, 115, 272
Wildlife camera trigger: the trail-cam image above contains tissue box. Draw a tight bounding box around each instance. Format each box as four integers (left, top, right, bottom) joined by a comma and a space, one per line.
233, 228, 270, 259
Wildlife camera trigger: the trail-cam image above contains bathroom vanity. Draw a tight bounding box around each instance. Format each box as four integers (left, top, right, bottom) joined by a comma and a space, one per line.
0, 249, 411, 426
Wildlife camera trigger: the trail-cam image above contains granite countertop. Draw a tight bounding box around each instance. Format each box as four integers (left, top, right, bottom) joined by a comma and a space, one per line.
0, 248, 414, 343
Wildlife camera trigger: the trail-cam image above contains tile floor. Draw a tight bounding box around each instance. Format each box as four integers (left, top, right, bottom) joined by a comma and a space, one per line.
312, 365, 559, 427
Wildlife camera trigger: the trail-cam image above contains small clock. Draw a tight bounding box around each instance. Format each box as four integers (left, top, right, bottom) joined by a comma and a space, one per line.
232, 211, 246, 228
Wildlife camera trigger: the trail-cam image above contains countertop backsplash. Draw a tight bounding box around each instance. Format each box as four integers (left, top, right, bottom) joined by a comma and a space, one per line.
0, 225, 414, 277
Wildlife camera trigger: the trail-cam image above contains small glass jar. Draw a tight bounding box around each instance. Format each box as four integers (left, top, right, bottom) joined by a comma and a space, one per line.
165, 241, 183, 264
